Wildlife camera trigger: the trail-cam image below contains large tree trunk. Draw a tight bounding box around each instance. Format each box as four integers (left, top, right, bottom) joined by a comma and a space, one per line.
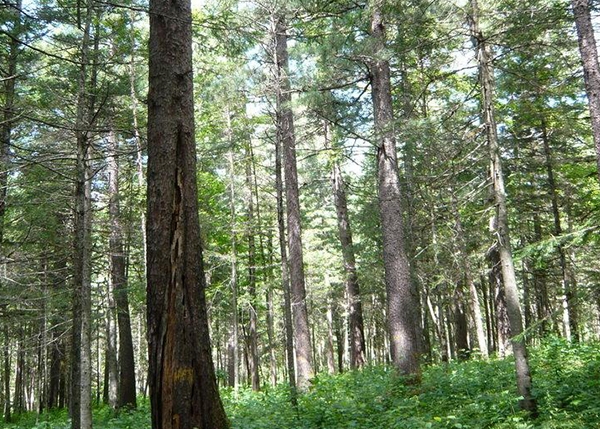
274, 12, 313, 391
369, 0, 421, 377
146, 0, 229, 425
571, 0, 600, 183
470, 0, 537, 416
328, 124, 366, 369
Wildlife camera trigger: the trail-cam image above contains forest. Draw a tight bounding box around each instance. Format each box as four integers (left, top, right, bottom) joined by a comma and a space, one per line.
0, 0, 600, 428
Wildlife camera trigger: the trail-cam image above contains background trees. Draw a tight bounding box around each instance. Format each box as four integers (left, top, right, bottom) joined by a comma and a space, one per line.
0, 0, 599, 425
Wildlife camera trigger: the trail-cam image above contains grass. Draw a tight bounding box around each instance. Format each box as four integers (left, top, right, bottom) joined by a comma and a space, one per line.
2, 338, 599, 428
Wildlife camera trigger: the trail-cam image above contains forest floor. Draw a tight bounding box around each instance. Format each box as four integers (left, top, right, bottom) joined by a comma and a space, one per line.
3, 338, 599, 429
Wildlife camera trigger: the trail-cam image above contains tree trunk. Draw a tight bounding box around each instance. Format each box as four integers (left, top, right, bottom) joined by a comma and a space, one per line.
274, 102, 297, 403
146, 0, 229, 425
570, 0, 600, 184
274, 12, 313, 391
369, 0, 421, 377
3, 329, 10, 423
244, 143, 260, 391
451, 196, 488, 358
107, 129, 137, 408
71, 1, 95, 426
328, 124, 366, 369
540, 118, 578, 341
470, 0, 537, 415
226, 128, 239, 391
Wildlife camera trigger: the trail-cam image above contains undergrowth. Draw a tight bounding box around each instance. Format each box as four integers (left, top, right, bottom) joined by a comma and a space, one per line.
2, 338, 598, 428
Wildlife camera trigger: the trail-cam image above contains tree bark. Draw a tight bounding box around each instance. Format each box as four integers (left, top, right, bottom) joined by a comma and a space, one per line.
274, 12, 313, 391
369, 0, 421, 377
470, 0, 537, 415
571, 0, 600, 184
146, 0, 229, 425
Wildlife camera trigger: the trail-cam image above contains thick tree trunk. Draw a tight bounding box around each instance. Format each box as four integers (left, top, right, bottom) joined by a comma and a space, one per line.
274, 13, 313, 391
571, 0, 600, 183
329, 125, 366, 369
471, 0, 537, 415
369, 0, 421, 377
146, 0, 229, 425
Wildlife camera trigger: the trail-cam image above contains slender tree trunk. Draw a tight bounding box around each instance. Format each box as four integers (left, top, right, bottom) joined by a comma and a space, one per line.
451, 196, 488, 358
275, 105, 297, 403
369, 0, 421, 377
226, 125, 239, 390
71, 1, 94, 426
471, 0, 537, 415
244, 143, 260, 391
571, 0, 600, 183
274, 12, 313, 391
540, 118, 578, 341
146, 0, 229, 425
3, 329, 10, 423
328, 124, 366, 369
107, 129, 137, 408
0, 2, 20, 421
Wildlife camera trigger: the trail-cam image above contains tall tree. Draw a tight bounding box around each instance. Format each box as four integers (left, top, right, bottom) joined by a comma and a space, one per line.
71, 1, 96, 427
470, 0, 537, 415
146, 0, 229, 424
369, 0, 421, 377
273, 11, 314, 391
570, 0, 600, 184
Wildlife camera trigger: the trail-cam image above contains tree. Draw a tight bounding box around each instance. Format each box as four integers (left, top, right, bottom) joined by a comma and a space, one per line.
273, 10, 314, 391
369, 0, 421, 377
470, 0, 537, 416
146, 0, 229, 425
570, 0, 600, 184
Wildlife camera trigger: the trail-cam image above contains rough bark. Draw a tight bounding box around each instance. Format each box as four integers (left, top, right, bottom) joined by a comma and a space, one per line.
146, 0, 229, 425
329, 126, 366, 369
369, 0, 421, 376
274, 12, 313, 391
571, 0, 600, 184
471, 0, 537, 415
